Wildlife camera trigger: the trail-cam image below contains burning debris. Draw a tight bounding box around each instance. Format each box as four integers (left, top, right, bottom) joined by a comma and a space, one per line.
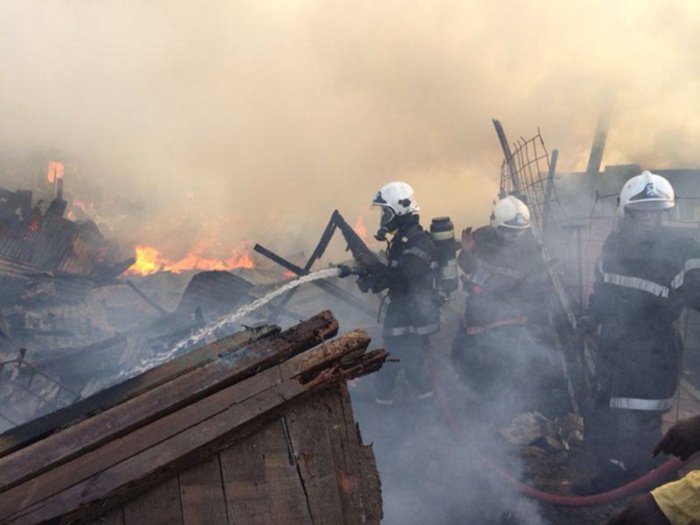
3, 114, 700, 525
0, 171, 297, 429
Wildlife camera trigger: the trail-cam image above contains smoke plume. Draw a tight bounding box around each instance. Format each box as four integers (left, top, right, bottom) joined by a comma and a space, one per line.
0, 0, 698, 258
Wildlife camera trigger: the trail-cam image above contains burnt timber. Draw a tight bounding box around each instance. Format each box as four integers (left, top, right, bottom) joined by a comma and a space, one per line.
0, 310, 386, 525
0, 185, 134, 314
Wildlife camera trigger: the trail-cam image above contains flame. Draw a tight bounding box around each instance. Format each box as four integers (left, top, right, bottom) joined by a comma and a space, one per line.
47, 161, 64, 183
128, 244, 255, 276
67, 199, 97, 220
353, 215, 367, 240
131, 245, 166, 275
72, 200, 92, 213
226, 251, 255, 269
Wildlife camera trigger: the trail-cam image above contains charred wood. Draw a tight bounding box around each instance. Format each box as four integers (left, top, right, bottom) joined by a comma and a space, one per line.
0, 314, 383, 524
0, 310, 337, 459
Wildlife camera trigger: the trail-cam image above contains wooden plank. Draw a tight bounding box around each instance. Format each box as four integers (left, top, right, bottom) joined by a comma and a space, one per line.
4, 372, 313, 524
220, 430, 275, 525
0, 325, 279, 457
0, 331, 375, 524
287, 385, 382, 525
123, 475, 184, 525
0, 362, 307, 516
85, 506, 125, 525
0, 311, 339, 491
262, 419, 312, 524
179, 454, 228, 525
285, 390, 345, 524
326, 385, 382, 524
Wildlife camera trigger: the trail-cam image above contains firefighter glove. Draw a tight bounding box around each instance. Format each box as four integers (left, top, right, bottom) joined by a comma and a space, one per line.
653, 414, 700, 461
357, 252, 379, 269
461, 226, 475, 251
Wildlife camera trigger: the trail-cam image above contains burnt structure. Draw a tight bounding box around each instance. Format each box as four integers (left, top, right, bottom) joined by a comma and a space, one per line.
0, 311, 385, 524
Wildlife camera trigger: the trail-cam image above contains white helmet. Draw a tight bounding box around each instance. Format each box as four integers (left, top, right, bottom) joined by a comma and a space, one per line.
491, 196, 531, 229
619, 171, 675, 214
372, 181, 419, 225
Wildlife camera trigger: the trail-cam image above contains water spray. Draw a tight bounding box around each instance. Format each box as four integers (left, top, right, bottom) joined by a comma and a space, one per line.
126, 267, 342, 375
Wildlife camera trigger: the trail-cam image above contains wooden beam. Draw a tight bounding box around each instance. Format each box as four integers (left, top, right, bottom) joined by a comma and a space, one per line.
0, 311, 340, 492
178, 456, 229, 525
0, 330, 384, 524
0, 324, 280, 457
286, 385, 383, 524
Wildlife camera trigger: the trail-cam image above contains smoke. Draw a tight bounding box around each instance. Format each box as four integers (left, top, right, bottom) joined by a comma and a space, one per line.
0, 0, 698, 257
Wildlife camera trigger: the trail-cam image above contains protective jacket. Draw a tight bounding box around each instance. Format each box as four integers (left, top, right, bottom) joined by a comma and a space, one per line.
588, 225, 700, 411
363, 214, 440, 337
457, 226, 548, 330
652, 470, 700, 523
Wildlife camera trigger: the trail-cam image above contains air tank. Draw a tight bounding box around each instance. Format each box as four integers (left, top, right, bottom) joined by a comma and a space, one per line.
430, 216, 459, 298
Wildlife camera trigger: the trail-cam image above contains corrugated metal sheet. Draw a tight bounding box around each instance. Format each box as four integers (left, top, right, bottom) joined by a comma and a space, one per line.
58, 233, 97, 275
176, 270, 254, 317
0, 256, 40, 279
30, 217, 78, 271
0, 237, 31, 263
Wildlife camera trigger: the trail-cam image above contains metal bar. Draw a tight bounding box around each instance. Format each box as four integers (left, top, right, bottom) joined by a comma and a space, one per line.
543, 149, 559, 229
253, 244, 376, 318
586, 100, 612, 174
305, 219, 338, 271
124, 280, 169, 316
267, 216, 338, 322
493, 119, 521, 194
0, 357, 81, 402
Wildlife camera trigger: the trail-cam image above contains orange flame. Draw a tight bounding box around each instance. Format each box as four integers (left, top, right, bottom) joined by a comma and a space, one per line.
354, 215, 367, 240
131, 246, 165, 275
47, 161, 64, 183
128, 244, 255, 276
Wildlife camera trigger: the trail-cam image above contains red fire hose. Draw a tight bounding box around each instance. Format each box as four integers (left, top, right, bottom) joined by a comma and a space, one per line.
427, 356, 695, 507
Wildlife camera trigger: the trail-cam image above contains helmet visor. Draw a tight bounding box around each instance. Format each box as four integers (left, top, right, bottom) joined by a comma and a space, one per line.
496, 226, 527, 241
380, 206, 396, 226
624, 200, 675, 212
502, 212, 530, 228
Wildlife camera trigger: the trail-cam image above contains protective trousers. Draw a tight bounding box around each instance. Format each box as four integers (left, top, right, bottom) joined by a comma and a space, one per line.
375, 333, 433, 402
585, 401, 666, 476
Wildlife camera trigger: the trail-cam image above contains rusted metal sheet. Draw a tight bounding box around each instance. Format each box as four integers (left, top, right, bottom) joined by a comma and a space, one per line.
29, 217, 78, 271
0, 237, 31, 263
175, 270, 254, 318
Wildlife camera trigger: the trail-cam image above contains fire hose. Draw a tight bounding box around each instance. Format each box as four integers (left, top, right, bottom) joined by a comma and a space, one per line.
426, 355, 697, 507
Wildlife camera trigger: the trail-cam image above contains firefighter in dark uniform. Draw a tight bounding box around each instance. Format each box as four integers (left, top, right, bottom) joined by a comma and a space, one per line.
353, 181, 440, 405
577, 171, 700, 492
451, 195, 553, 420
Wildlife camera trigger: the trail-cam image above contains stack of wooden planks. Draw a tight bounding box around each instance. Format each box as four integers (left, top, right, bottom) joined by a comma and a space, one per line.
0, 310, 386, 524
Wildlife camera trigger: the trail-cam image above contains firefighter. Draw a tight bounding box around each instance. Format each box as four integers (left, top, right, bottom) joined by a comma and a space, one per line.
577, 171, 700, 492
450, 195, 554, 421
351, 181, 440, 405
608, 413, 700, 524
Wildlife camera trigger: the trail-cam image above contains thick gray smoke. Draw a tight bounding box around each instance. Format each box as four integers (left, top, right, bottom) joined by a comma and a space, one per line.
1, 0, 698, 260
2, 4, 699, 523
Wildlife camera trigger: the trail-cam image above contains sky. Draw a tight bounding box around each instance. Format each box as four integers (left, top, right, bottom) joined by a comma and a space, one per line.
1, 0, 699, 262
